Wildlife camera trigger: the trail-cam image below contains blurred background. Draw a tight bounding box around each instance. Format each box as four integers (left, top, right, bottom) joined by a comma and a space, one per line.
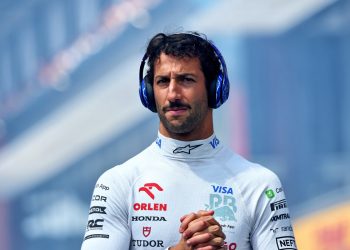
0, 0, 349, 249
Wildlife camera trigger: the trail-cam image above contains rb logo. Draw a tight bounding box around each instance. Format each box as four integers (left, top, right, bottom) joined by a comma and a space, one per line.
206, 194, 237, 222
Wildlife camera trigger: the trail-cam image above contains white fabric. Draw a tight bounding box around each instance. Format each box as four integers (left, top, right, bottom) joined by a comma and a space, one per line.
81, 133, 297, 250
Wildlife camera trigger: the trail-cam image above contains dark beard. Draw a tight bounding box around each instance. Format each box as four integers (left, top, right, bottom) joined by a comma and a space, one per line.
157, 100, 207, 134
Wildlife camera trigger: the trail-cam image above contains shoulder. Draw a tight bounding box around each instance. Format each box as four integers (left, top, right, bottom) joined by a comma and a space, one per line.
223, 147, 281, 185
242, 160, 281, 186
97, 143, 157, 184
222, 148, 284, 202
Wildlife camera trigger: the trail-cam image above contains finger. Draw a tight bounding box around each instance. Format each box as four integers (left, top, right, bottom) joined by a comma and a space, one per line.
180, 213, 190, 223
194, 246, 217, 250
208, 225, 226, 239
179, 212, 198, 233
193, 237, 225, 249
195, 246, 225, 250
184, 220, 209, 239
188, 215, 221, 229
185, 215, 223, 239
202, 216, 221, 227
197, 210, 214, 216
192, 225, 225, 239
186, 232, 213, 246
181, 210, 213, 223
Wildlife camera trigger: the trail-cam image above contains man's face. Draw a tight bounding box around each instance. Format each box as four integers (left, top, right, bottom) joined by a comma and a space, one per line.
153, 53, 211, 136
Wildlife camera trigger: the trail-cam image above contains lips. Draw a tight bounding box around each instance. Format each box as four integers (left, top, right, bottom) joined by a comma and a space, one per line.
166, 107, 188, 112
165, 107, 188, 116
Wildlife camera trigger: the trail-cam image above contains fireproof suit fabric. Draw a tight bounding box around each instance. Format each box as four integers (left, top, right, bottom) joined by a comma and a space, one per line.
81, 133, 297, 250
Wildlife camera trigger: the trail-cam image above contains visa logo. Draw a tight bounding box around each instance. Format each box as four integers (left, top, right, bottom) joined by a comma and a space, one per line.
209, 137, 220, 149
212, 185, 233, 195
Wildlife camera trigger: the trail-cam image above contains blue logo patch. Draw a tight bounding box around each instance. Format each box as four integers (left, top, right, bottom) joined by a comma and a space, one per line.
209, 137, 220, 149
155, 137, 161, 148
212, 185, 233, 195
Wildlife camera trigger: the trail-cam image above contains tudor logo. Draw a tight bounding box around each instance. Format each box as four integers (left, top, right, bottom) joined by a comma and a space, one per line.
143, 227, 151, 237
139, 183, 163, 200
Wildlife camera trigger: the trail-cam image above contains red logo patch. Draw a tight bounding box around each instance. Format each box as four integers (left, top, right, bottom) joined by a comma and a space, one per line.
143, 226, 151, 237
139, 183, 163, 200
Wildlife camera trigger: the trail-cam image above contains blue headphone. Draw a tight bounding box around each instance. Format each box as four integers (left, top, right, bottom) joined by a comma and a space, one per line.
139, 34, 230, 112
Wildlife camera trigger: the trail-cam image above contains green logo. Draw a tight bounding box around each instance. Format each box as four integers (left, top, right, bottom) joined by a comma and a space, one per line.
265, 189, 275, 199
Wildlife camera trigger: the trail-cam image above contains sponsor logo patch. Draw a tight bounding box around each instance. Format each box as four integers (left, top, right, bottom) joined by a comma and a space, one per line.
270, 199, 287, 211
270, 213, 290, 222
84, 234, 109, 241
155, 137, 161, 148
270, 226, 294, 234
87, 219, 104, 231
95, 183, 110, 191
212, 185, 233, 195
92, 195, 107, 202
224, 241, 237, 250
265, 189, 275, 199
209, 136, 220, 149
131, 240, 164, 248
89, 206, 107, 215
205, 184, 237, 222
173, 144, 202, 154
139, 183, 163, 200
135, 183, 167, 212
132, 216, 167, 222
276, 236, 297, 250
133, 203, 167, 211
143, 226, 151, 237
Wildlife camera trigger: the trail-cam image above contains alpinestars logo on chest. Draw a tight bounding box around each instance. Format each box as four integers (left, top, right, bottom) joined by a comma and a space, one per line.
173, 144, 202, 154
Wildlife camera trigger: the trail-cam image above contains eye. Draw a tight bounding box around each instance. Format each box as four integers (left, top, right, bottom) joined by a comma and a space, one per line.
179, 75, 195, 84
184, 77, 195, 82
156, 77, 169, 86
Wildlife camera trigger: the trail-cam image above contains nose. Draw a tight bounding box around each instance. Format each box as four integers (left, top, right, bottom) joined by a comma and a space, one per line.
167, 79, 181, 101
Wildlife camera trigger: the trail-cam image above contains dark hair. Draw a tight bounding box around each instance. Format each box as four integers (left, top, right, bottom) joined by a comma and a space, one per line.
144, 32, 221, 89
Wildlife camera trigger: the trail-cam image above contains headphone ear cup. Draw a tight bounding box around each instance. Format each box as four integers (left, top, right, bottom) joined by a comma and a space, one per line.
220, 73, 230, 106
139, 77, 148, 108
145, 77, 157, 113
208, 79, 218, 108
142, 74, 157, 112
208, 71, 225, 109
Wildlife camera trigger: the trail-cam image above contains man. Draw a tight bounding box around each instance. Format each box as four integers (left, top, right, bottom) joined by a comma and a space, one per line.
81, 32, 297, 250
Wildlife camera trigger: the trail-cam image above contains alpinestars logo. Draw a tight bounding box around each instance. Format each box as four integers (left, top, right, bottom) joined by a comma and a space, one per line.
173, 144, 202, 154
139, 183, 163, 200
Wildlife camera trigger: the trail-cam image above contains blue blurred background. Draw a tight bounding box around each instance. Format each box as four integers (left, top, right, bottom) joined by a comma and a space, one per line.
0, 0, 350, 249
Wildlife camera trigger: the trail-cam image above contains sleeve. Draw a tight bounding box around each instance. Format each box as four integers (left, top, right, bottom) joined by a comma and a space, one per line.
81, 168, 131, 250
250, 171, 298, 250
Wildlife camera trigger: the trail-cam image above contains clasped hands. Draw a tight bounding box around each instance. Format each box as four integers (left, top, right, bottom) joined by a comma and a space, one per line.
171, 210, 226, 250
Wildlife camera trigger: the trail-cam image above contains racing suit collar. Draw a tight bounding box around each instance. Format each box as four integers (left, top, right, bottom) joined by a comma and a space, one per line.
154, 132, 222, 159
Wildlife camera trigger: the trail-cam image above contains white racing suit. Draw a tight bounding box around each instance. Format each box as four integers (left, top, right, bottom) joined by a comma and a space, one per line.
81, 133, 297, 250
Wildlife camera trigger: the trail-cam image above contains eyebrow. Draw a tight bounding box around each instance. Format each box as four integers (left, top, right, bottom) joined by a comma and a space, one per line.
154, 73, 197, 79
